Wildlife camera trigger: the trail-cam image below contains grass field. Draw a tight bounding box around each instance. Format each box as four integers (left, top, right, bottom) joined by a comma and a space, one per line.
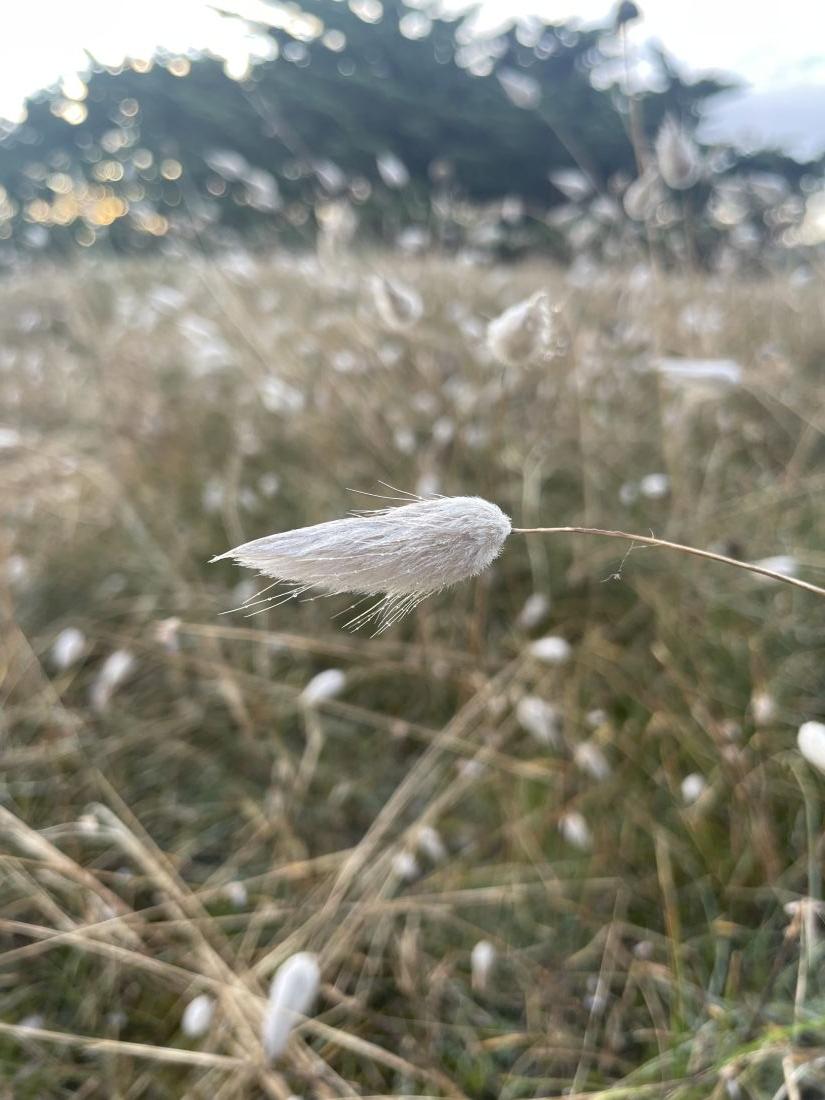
2, 249, 825, 1099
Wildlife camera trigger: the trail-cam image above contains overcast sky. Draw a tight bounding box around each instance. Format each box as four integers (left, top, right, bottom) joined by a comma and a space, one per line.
3, 0, 824, 157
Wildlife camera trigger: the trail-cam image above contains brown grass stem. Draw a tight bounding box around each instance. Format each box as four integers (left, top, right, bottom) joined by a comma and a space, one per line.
512, 527, 825, 599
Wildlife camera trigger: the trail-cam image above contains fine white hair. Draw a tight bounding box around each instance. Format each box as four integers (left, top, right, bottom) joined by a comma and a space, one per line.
212, 494, 512, 632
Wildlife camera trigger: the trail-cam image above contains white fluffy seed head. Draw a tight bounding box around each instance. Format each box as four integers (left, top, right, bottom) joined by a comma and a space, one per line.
471, 939, 496, 992
529, 635, 572, 664
516, 592, 551, 630
300, 668, 347, 707
681, 773, 707, 804
416, 825, 447, 863
516, 695, 562, 747
751, 691, 777, 726
51, 627, 86, 671
573, 741, 611, 781
223, 880, 248, 908
370, 275, 423, 330
262, 952, 321, 1062
181, 994, 214, 1038
486, 291, 553, 366
90, 650, 136, 712
798, 721, 825, 775
213, 495, 511, 631
391, 850, 420, 881
753, 554, 798, 581
559, 811, 592, 850
655, 117, 701, 191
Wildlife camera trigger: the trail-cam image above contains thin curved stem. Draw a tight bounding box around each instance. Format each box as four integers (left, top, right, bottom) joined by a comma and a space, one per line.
512, 526, 825, 600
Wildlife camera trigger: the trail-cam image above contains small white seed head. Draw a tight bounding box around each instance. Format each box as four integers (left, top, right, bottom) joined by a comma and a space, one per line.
300, 668, 347, 707
798, 721, 825, 775
516, 695, 562, 747
574, 741, 611, 781
751, 691, 777, 726
370, 275, 423, 330
391, 850, 420, 881
223, 880, 248, 908
262, 952, 321, 1062
516, 592, 551, 630
90, 650, 136, 712
51, 627, 86, 671
655, 116, 702, 191
529, 635, 572, 664
559, 811, 592, 850
181, 994, 214, 1038
681, 773, 707, 804
471, 939, 496, 992
753, 554, 798, 581
486, 291, 553, 366
416, 825, 447, 863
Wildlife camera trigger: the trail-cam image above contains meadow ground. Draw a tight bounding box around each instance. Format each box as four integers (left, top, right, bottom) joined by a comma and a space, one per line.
2, 249, 825, 1099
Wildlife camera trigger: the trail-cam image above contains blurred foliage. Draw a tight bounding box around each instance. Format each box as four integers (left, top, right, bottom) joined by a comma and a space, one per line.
0, 0, 821, 262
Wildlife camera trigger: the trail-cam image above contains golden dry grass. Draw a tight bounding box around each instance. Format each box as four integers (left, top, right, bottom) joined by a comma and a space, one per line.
2, 250, 825, 1098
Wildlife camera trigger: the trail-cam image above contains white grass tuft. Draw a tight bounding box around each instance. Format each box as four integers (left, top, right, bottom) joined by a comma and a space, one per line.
573, 740, 611, 781
559, 811, 592, 850
51, 627, 86, 671
486, 290, 553, 367
470, 940, 496, 992
89, 650, 136, 712
680, 773, 707, 804
300, 668, 347, 707
370, 275, 423, 329
516, 592, 551, 630
181, 994, 214, 1039
798, 721, 825, 775
655, 116, 702, 191
262, 952, 320, 1062
528, 635, 572, 664
516, 695, 562, 747
416, 824, 447, 863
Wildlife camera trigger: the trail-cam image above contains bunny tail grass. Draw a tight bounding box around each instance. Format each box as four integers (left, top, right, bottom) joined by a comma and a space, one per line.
212, 495, 512, 631
513, 526, 825, 599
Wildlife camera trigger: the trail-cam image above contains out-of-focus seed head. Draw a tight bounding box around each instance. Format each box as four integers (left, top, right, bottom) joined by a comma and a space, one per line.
51, 627, 86, 671
370, 275, 423, 330
559, 811, 592, 850
655, 117, 702, 191
486, 291, 554, 366
471, 939, 496, 992
181, 994, 215, 1038
262, 952, 321, 1062
300, 668, 347, 707
516, 695, 562, 747
798, 721, 825, 774
529, 635, 572, 664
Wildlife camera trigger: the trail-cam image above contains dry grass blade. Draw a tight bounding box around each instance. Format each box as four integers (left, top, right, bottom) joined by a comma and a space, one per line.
0, 1020, 248, 1069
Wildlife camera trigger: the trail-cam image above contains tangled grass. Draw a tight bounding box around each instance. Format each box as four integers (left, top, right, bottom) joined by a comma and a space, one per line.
2, 249, 825, 1098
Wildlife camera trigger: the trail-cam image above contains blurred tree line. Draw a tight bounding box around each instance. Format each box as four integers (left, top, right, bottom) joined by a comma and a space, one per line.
0, 0, 818, 261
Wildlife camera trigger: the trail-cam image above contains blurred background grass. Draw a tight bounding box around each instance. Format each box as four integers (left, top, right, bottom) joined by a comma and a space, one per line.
3, 250, 825, 1097
4, 0, 825, 1095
